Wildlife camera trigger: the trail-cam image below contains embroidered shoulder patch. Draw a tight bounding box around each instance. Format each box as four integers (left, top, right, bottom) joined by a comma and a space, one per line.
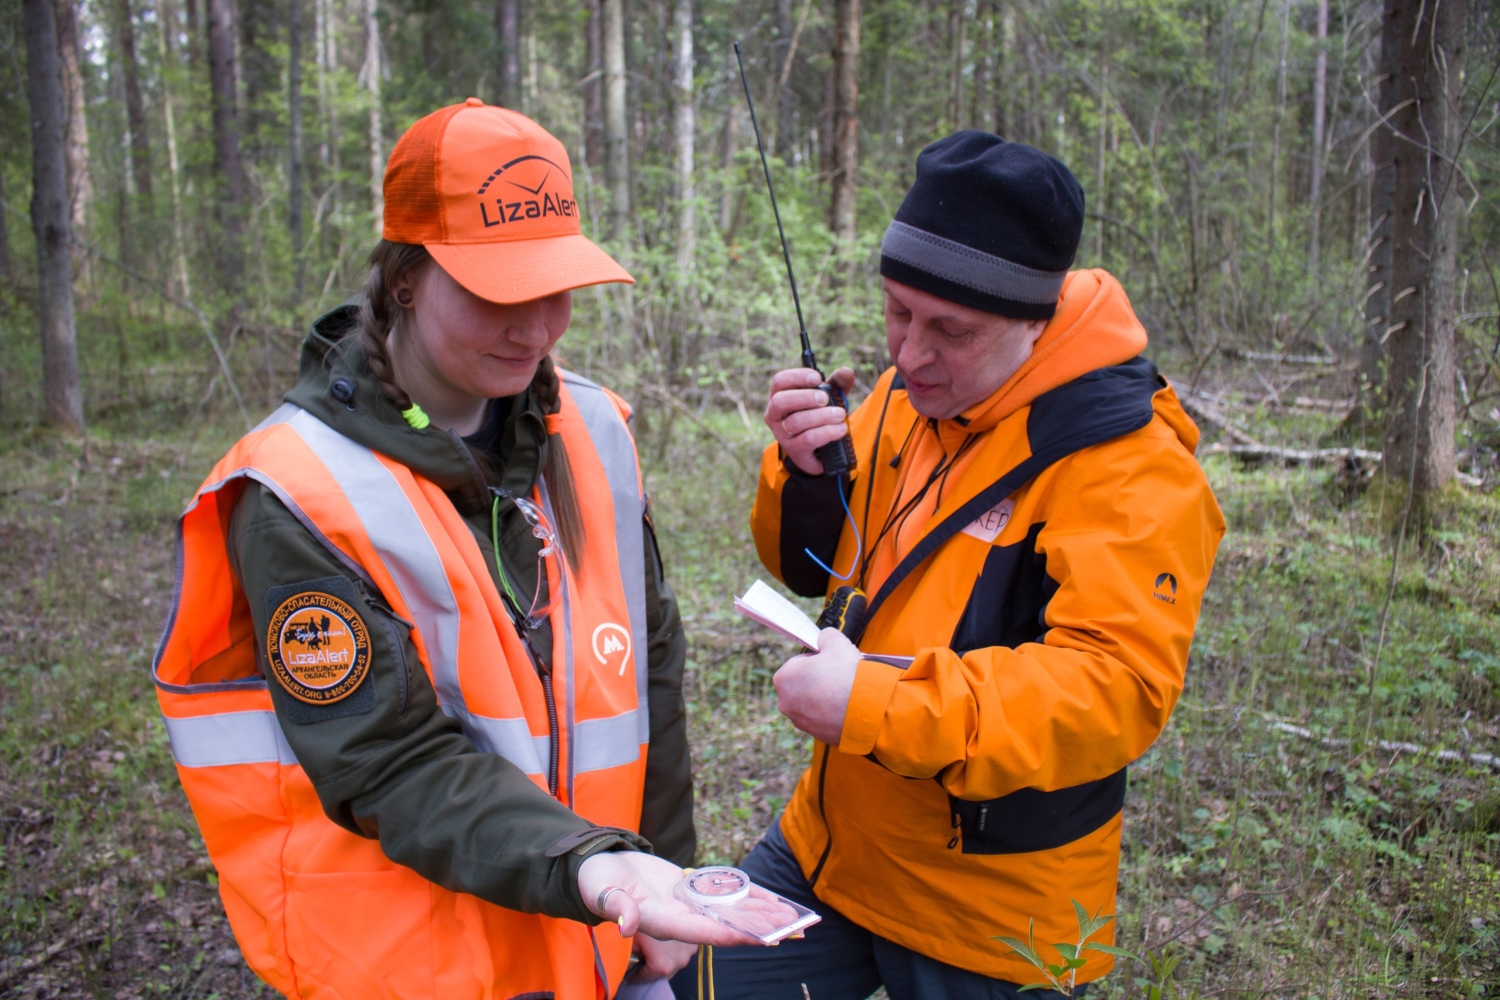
266, 591, 372, 704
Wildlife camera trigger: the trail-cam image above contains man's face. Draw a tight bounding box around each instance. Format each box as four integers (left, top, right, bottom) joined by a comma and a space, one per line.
883, 278, 1048, 419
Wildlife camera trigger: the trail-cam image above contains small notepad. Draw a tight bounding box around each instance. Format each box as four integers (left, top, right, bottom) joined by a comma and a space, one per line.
732, 580, 915, 669
734, 579, 821, 651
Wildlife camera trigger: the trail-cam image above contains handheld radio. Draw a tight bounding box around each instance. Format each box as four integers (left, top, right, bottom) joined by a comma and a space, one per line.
733, 41, 857, 478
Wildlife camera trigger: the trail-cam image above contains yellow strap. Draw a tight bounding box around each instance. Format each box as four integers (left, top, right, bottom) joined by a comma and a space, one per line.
696, 944, 715, 1000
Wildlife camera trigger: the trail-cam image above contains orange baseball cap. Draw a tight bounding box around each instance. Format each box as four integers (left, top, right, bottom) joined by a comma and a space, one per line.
382, 98, 633, 303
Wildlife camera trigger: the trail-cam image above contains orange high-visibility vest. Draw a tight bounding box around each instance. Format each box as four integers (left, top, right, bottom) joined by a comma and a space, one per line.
154, 372, 650, 1000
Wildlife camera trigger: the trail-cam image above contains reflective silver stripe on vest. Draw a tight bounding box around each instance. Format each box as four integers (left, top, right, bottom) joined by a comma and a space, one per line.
560, 372, 650, 748
464, 714, 553, 777
573, 708, 643, 773
272, 407, 548, 777
165, 710, 298, 767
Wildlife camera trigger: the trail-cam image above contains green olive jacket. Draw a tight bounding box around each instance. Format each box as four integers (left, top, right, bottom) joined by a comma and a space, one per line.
225, 304, 694, 926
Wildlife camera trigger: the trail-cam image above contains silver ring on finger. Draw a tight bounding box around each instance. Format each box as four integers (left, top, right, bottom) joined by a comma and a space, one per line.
596, 885, 627, 916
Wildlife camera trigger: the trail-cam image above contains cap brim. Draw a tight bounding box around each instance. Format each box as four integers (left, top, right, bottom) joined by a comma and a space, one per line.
426, 234, 635, 304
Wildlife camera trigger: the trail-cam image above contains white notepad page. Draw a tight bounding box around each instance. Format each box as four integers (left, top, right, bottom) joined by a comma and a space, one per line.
733, 579, 821, 650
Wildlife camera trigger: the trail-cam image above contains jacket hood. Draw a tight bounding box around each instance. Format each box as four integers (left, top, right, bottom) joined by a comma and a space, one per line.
957, 269, 1149, 432
283, 303, 495, 514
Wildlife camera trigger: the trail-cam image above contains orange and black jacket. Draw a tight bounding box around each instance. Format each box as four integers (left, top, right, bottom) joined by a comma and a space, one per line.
751, 270, 1225, 983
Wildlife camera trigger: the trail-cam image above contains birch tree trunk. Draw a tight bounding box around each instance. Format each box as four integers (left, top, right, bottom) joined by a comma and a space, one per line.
772, 0, 793, 157
496, 0, 519, 108
1307, 0, 1328, 276
157, 0, 192, 300
720, 102, 737, 236
207, 0, 246, 285
315, 0, 339, 224
585, 0, 602, 168
947, 0, 965, 128
25, 0, 83, 429
1380, 0, 1465, 501
672, 0, 694, 273
54, 0, 91, 240
0, 168, 11, 279
288, 0, 305, 298
112, 0, 152, 201
829, 0, 859, 246
972, 0, 993, 132
1095, 61, 1108, 260
765, 0, 810, 160
603, 0, 629, 240
997, 4, 1013, 138
363, 0, 384, 233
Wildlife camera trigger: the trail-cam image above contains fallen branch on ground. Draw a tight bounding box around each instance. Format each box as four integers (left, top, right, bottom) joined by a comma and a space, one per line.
0, 930, 106, 989
1200, 443, 1484, 487
1173, 389, 1265, 448
1229, 349, 1342, 366
1200, 443, 1380, 464
1264, 717, 1500, 771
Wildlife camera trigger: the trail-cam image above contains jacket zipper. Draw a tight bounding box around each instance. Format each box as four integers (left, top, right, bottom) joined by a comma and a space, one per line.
806, 743, 834, 888
519, 632, 561, 797
353, 580, 414, 718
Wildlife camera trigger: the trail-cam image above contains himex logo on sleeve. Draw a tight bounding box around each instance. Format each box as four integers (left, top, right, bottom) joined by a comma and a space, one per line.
592, 622, 632, 676
267, 592, 372, 704
1152, 572, 1178, 605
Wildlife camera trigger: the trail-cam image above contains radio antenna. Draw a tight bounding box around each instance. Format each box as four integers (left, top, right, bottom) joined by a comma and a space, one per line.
733, 41, 816, 372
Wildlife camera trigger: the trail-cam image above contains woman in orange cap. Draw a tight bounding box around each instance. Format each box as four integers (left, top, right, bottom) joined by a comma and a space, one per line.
152, 100, 764, 998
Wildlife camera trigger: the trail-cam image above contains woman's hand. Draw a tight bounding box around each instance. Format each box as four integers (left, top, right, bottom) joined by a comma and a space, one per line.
765, 367, 855, 475
631, 933, 698, 980
577, 851, 758, 947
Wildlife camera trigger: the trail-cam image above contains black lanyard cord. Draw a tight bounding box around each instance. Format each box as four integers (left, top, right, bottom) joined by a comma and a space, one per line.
863, 427, 979, 587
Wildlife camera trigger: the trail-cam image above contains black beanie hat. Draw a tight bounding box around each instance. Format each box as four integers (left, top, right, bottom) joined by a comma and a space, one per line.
879, 131, 1085, 320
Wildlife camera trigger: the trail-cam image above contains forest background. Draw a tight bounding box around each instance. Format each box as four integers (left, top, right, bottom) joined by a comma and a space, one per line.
0, 0, 1499, 994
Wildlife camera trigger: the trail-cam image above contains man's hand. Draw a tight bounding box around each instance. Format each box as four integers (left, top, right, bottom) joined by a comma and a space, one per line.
765, 367, 855, 475
773, 627, 861, 746
576, 851, 758, 948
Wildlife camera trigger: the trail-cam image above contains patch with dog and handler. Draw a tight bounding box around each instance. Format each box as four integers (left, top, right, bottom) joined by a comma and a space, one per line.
266, 589, 372, 705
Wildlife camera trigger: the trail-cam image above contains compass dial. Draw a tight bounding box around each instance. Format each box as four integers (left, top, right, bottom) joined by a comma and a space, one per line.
684, 866, 750, 905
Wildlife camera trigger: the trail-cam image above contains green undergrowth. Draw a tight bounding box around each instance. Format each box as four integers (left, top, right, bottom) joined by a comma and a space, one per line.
0, 399, 1496, 996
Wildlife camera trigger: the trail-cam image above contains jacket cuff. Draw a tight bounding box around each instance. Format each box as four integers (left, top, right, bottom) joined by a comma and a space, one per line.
551, 827, 650, 926
839, 659, 904, 756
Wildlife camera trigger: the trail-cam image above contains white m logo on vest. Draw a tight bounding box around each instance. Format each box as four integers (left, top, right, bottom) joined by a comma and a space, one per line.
592, 622, 633, 675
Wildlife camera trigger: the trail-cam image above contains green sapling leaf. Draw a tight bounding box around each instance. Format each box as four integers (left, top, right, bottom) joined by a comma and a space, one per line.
993, 936, 1045, 970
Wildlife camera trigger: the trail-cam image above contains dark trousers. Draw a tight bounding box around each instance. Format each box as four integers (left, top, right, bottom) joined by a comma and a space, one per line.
668, 821, 1073, 1000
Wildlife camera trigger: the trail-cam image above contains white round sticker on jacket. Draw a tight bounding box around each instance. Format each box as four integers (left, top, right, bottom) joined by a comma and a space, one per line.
961, 499, 1015, 544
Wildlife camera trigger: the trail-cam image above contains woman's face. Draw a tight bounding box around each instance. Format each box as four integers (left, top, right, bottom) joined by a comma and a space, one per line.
395, 262, 573, 402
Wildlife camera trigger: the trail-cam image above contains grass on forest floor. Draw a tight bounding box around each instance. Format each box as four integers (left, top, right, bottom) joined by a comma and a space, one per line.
0, 381, 1497, 997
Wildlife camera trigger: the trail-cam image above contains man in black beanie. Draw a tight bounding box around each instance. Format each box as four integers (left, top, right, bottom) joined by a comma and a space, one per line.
671, 133, 1225, 999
